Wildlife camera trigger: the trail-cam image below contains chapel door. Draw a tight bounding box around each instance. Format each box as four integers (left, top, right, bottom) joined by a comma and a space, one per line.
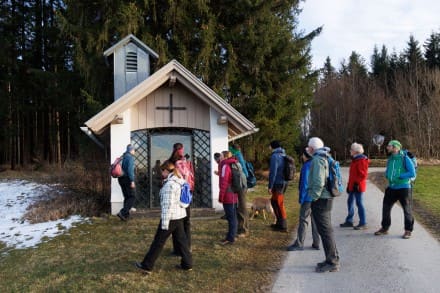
149, 133, 192, 208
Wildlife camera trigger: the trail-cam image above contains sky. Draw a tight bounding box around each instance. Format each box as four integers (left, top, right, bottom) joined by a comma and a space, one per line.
298, 0, 440, 70
0, 180, 86, 251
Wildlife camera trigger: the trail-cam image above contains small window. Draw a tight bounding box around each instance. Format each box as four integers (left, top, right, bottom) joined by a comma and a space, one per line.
126, 51, 137, 72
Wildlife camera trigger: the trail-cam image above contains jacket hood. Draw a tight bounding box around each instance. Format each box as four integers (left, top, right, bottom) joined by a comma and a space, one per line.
272, 147, 286, 155
353, 154, 368, 160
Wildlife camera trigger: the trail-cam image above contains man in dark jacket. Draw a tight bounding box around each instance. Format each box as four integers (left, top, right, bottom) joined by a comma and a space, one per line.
268, 140, 287, 232
117, 144, 136, 221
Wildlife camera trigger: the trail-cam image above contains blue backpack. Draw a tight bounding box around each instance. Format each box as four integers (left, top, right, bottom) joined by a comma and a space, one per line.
326, 156, 343, 197
180, 182, 192, 207
402, 149, 417, 182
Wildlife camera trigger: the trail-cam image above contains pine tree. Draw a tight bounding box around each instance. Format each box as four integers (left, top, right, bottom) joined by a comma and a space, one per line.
424, 31, 440, 69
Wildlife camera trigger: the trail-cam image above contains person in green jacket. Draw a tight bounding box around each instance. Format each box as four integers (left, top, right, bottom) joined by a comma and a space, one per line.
374, 140, 416, 239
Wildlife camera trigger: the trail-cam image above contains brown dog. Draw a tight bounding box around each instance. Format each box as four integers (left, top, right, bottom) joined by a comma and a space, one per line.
249, 197, 276, 224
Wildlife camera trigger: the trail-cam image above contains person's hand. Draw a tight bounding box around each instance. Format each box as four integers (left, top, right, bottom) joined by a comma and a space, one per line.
131, 182, 135, 188
268, 188, 272, 195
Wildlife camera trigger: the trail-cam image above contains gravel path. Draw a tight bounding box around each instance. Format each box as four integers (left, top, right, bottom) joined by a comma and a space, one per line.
272, 167, 440, 293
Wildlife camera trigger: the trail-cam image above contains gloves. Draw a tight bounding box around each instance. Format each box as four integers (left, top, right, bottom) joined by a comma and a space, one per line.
353, 183, 359, 193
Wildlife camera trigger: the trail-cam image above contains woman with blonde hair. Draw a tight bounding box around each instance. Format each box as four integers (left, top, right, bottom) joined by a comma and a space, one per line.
135, 160, 192, 273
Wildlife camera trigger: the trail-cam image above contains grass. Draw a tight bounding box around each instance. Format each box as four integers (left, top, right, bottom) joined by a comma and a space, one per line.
0, 180, 300, 292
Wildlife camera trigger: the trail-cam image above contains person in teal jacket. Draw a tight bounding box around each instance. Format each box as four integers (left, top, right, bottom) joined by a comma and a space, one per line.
375, 140, 416, 239
117, 144, 136, 221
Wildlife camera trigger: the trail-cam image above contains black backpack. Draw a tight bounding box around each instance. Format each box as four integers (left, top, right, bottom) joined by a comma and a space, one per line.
283, 155, 296, 181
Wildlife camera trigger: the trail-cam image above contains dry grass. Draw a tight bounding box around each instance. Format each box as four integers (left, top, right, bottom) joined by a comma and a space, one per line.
0, 169, 300, 292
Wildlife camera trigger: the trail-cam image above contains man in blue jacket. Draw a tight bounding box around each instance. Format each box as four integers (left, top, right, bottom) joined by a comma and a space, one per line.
374, 140, 416, 239
287, 149, 320, 251
117, 144, 136, 221
268, 140, 287, 232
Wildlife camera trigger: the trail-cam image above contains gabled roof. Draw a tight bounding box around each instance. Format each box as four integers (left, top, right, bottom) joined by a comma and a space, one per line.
103, 34, 159, 59
84, 59, 258, 141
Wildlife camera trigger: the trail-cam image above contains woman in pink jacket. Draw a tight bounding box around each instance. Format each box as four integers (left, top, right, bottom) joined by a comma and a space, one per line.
218, 151, 239, 245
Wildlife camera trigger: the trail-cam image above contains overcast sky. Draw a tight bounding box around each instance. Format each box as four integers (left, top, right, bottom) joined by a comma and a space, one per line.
298, 0, 440, 70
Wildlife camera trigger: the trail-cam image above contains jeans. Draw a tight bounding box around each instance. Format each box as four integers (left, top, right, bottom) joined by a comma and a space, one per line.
118, 176, 135, 218
381, 187, 414, 231
294, 202, 320, 248
141, 218, 192, 270
311, 198, 339, 265
345, 191, 366, 225
223, 203, 237, 242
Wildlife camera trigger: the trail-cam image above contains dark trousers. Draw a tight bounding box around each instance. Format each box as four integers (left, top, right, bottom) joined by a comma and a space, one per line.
141, 218, 192, 270
311, 198, 339, 265
381, 187, 414, 231
118, 176, 135, 218
173, 206, 191, 254
294, 202, 320, 248
237, 188, 249, 234
223, 203, 238, 242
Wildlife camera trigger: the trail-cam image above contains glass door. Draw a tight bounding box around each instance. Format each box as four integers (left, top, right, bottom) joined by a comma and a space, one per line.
150, 133, 192, 208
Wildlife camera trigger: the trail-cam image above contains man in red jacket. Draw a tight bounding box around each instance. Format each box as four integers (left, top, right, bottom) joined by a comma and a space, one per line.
340, 143, 370, 230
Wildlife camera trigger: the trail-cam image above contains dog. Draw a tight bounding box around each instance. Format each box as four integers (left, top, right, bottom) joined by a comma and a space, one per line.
249, 197, 276, 224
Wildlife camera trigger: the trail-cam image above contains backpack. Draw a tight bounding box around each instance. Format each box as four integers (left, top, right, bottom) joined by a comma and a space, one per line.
230, 162, 247, 193
283, 155, 296, 181
245, 161, 257, 188
402, 149, 417, 182
180, 182, 193, 207
325, 156, 343, 197
110, 156, 124, 178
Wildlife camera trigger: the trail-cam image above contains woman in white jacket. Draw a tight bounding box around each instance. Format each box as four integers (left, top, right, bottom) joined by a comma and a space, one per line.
135, 161, 193, 274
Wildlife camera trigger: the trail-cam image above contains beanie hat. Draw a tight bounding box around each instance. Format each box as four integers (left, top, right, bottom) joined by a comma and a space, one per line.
351, 142, 364, 154
126, 144, 135, 152
270, 140, 281, 149
308, 137, 324, 150
388, 140, 402, 150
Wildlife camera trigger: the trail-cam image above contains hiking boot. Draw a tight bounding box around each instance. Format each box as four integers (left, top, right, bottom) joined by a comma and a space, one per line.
175, 264, 193, 271
220, 239, 234, 245
315, 263, 339, 273
287, 245, 304, 251
117, 212, 127, 221
316, 261, 327, 268
312, 244, 320, 250
339, 222, 353, 228
354, 224, 368, 230
402, 230, 412, 239
374, 228, 389, 236
134, 262, 152, 275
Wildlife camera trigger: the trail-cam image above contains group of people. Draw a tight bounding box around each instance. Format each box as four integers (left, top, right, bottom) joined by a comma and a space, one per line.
115, 136, 416, 274
285, 137, 416, 273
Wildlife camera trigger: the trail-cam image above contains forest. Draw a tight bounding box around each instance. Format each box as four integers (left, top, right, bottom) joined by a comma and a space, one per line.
1, 0, 440, 173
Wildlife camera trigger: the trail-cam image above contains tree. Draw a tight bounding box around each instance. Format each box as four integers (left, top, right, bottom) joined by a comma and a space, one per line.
424, 31, 440, 69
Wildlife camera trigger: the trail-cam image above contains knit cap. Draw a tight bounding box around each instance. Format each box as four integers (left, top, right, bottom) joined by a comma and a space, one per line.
388, 140, 402, 150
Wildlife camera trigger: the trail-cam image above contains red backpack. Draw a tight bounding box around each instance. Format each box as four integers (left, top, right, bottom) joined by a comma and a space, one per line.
110, 156, 124, 178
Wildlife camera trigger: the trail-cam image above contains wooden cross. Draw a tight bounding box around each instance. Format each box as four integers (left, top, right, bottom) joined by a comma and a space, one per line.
156, 94, 186, 123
